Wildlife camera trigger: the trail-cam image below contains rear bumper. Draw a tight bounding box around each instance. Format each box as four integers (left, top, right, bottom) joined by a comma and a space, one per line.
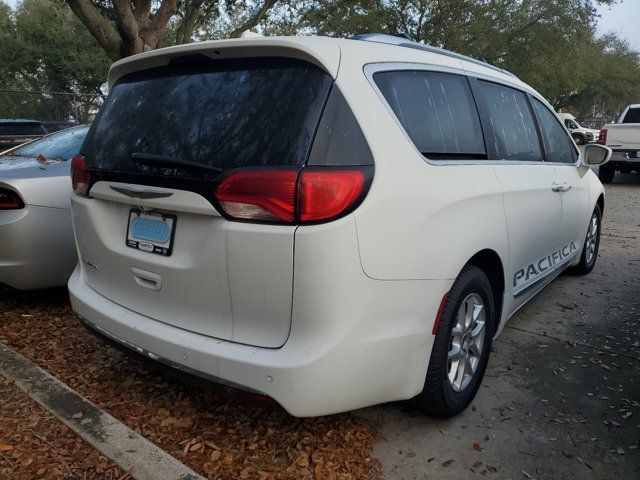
69, 262, 449, 417
0, 205, 76, 289
610, 150, 640, 166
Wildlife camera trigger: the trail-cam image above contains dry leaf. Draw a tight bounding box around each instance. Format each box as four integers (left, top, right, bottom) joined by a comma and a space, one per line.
442, 459, 454, 467
210, 450, 222, 461
473, 443, 482, 452
0, 444, 14, 452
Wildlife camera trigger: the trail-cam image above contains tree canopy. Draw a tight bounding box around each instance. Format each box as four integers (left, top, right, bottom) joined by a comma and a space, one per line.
1, 0, 639, 122
0, 0, 110, 120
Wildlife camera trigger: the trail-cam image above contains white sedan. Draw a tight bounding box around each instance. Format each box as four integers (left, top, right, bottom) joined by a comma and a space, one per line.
0, 125, 88, 290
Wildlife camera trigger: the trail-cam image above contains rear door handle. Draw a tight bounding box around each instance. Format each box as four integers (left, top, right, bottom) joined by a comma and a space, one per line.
131, 267, 162, 291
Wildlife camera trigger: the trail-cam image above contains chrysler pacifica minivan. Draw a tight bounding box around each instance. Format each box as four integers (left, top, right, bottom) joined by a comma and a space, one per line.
69, 34, 611, 417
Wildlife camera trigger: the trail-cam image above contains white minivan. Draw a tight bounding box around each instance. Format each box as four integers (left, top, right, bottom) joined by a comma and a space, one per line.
68, 34, 611, 417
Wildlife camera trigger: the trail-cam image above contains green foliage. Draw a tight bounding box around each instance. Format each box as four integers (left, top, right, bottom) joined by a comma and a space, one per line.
267, 0, 640, 118
0, 0, 110, 120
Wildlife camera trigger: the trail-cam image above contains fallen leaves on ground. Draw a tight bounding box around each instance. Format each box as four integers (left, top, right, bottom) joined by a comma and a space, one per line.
0, 287, 382, 480
0, 380, 120, 479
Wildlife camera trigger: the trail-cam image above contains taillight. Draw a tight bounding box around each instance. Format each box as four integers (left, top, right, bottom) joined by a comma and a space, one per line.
0, 188, 24, 210
297, 168, 366, 222
214, 166, 371, 224
215, 168, 298, 222
597, 128, 607, 145
70, 154, 91, 196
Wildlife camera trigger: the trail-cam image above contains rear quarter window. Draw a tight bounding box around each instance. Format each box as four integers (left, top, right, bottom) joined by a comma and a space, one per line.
373, 70, 486, 160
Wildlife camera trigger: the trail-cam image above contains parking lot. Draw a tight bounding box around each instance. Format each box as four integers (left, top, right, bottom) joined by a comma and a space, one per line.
0, 171, 637, 479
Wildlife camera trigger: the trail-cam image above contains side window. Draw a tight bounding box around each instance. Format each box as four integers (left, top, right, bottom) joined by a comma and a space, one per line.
373, 70, 486, 159
479, 81, 542, 161
531, 99, 578, 164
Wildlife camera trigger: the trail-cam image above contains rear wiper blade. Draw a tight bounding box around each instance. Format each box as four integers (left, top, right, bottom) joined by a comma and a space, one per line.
132, 152, 223, 173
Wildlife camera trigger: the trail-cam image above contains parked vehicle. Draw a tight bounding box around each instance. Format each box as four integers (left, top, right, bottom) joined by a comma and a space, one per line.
0, 125, 89, 290
597, 104, 640, 183
0, 119, 48, 151
558, 113, 600, 145
68, 35, 611, 417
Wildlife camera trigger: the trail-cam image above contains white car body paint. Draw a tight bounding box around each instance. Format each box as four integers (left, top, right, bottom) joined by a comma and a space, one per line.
68, 36, 606, 416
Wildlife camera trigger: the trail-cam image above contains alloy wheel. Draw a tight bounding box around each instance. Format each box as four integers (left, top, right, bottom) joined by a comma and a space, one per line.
585, 212, 599, 265
447, 293, 486, 392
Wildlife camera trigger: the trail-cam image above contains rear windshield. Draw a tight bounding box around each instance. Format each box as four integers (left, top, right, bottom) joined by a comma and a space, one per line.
622, 107, 640, 124
11, 126, 89, 160
82, 58, 333, 174
0, 122, 47, 136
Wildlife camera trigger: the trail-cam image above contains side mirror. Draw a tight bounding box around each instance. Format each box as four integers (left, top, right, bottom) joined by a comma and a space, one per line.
581, 144, 611, 166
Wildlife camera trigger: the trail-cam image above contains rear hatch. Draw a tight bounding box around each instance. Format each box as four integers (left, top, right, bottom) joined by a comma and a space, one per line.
76, 56, 334, 348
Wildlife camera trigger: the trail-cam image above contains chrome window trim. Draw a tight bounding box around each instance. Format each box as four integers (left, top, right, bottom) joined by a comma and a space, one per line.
363, 62, 581, 167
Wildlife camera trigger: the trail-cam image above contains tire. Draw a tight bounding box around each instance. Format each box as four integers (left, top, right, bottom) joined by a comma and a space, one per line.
598, 165, 615, 184
412, 265, 495, 417
567, 204, 602, 276
572, 133, 586, 145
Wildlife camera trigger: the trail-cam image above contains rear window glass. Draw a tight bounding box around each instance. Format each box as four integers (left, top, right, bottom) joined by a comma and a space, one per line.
11, 126, 89, 160
0, 122, 46, 136
374, 70, 486, 159
81, 58, 333, 173
622, 107, 640, 124
479, 81, 542, 162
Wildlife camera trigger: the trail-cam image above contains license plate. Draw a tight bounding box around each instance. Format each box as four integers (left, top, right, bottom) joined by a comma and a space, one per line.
126, 209, 176, 256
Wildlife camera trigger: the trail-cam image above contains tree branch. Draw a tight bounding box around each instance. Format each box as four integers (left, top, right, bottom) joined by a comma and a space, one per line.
229, 0, 278, 38
65, 0, 122, 61
140, 0, 177, 47
112, 0, 140, 52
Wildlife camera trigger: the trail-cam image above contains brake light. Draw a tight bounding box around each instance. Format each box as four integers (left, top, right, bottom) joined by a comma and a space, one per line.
0, 188, 23, 209
597, 128, 607, 145
214, 167, 371, 224
70, 154, 91, 196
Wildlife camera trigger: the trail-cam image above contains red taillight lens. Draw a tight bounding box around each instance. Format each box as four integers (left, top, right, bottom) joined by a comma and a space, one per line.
215, 168, 298, 222
297, 168, 366, 222
71, 154, 91, 196
0, 188, 23, 209
597, 128, 607, 145
214, 167, 371, 224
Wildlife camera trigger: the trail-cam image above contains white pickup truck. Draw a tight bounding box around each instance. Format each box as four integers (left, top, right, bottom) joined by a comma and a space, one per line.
597, 104, 640, 183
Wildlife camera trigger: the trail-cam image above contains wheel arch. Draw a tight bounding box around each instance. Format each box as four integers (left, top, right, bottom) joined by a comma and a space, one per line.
596, 193, 604, 216
465, 249, 505, 334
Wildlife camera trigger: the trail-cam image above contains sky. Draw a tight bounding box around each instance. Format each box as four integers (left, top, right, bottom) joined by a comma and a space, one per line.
596, 1, 640, 50
2, 0, 640, 50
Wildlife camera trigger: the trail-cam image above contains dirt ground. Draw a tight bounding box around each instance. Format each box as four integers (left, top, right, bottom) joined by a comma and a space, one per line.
367, 171, 640, 479
0, 171, 638, 480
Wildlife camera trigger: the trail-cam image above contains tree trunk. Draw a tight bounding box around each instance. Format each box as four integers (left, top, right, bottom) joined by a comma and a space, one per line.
66, 0, 176, 60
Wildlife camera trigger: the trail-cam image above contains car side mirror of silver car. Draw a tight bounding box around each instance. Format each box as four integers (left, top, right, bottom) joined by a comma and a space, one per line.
581, 144, 612, 167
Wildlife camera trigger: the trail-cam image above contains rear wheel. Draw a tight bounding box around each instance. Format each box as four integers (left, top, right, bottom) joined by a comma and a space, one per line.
412, 266, 495, 417
568, 204, 602, 275
598, 165, 615, 184
572, 133, 586, 145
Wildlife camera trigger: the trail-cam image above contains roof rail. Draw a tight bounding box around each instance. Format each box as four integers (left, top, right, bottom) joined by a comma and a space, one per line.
351, 33, 519, 80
